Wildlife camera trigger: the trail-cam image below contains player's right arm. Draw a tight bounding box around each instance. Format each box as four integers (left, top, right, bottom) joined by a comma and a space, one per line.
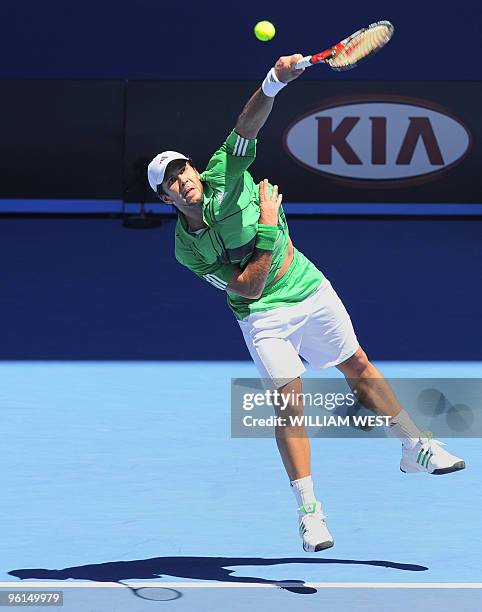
202, 55, 304, 189
226, 180, 282, 299
235, 54, 305, 140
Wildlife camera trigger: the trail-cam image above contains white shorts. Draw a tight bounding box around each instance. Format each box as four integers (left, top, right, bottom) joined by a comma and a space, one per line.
238, 278, 359, 388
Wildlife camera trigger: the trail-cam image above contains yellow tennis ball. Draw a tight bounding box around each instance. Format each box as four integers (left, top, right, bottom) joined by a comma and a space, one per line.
254, 21, 276, 42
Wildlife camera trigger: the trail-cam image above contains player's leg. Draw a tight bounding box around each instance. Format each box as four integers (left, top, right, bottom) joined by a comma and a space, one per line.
273, 376, 310, 480
336, 348, 465, 474
238, 309, 333, 551
274, 376, 334, 551
300, 278, 465, 474
336, 347, 411, 418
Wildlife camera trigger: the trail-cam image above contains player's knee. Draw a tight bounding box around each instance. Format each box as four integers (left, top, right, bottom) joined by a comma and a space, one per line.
273, 396, 305, 418
339, 347, 370, 377
277, 403, 304, 421
274, 378, 305, 417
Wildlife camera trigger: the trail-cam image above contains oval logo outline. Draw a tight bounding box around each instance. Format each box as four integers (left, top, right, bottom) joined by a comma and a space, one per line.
283, 96, 472, 187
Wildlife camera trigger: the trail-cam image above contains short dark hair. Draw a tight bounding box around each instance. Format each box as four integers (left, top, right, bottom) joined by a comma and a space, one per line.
156, 158, 195, 200
156, 183, 167, 198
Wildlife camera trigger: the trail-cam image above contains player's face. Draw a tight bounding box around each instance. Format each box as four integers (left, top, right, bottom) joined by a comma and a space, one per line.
160, 161, 203, 208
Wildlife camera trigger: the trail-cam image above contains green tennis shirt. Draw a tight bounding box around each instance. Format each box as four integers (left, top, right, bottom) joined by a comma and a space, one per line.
174, 129, 323, 320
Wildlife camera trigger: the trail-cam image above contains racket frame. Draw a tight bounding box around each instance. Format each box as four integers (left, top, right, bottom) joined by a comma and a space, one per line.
295, 20, 394, 71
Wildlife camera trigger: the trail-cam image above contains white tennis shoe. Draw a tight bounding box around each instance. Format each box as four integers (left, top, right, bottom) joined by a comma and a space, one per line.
400, 436, 465, 475
298, 502, 334, 552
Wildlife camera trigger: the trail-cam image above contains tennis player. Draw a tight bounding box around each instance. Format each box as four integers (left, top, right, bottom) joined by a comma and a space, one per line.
147, 54, 466, 552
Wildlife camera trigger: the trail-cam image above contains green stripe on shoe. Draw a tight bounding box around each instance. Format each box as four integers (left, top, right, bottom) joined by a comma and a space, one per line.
416, 449, 432, 468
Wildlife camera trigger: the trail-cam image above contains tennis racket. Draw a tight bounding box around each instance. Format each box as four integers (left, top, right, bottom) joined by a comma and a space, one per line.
295, 20, 394, 71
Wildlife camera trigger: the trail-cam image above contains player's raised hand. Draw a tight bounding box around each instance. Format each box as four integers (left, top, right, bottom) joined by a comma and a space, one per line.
274, 54, 305, 83
259, 179, 282, 226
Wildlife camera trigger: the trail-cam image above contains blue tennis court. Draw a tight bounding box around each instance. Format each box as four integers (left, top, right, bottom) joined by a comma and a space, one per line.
2, 360, 481, 611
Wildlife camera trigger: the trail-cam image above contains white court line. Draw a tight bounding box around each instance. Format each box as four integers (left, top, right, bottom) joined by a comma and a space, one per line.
1, 582, 482, 589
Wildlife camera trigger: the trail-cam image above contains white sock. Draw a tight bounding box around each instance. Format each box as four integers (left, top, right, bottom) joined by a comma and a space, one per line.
388, 409, 422, 449
290, 475, 317, 509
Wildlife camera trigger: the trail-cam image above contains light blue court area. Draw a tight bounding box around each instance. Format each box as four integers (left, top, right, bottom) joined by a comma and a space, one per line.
1, 361, 481, 611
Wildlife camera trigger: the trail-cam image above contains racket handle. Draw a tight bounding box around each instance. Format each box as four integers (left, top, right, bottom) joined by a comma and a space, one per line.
294, 56, 314, 69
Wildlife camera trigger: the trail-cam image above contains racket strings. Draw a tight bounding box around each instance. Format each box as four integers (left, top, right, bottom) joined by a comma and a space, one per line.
328, 23, 393, 70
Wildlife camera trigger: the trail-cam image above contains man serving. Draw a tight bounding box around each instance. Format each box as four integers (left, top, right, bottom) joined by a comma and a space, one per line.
147, 54, 465, 552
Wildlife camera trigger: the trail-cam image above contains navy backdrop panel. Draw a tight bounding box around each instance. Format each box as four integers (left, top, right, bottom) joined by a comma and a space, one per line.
1, 0, 481, 80
124, 81, 258, 204
0, 81, 124, 199
0, 79, 480, 202
126, 81, 482, 204
1, 217, 480, 361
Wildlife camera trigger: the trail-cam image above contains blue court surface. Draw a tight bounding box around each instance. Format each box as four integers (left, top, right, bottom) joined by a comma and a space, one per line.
2, 361, 481, 611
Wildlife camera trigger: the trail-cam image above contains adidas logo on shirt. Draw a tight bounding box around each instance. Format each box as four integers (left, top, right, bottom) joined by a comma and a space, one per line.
217, 191, 227, 204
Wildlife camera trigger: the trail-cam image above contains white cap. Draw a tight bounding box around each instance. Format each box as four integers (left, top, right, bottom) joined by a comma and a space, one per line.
147, 151, 189, 193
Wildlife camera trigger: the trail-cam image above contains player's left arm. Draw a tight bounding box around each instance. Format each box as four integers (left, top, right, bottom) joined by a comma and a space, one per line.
235, 54, 305, 139
226, 179, 282, 299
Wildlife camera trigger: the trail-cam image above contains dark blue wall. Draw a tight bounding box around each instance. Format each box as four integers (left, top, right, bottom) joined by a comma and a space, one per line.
2, 79, 481, 202
1, 0, 480, 80
1, 216, 480, 361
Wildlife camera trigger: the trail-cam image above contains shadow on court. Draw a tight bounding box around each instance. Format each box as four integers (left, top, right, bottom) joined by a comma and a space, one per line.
9, 556, 428, 596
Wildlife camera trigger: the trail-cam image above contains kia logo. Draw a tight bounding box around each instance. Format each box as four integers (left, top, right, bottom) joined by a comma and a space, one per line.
284, 97, 471, 185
